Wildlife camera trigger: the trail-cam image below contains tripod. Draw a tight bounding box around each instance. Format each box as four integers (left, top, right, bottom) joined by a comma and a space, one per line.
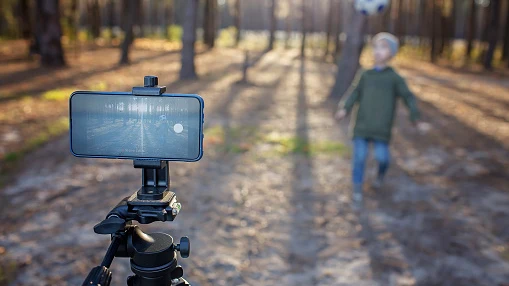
82, 77, 191, 286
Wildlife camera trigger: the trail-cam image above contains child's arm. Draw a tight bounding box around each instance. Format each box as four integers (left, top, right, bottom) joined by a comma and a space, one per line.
395, 76, 420, 122
336, 73, 364, 120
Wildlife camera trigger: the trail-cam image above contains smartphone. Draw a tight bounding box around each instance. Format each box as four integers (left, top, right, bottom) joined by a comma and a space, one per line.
70, 91, 204, 162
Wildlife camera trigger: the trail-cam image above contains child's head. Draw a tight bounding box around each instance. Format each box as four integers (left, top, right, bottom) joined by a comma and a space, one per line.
372, 32, 399, 66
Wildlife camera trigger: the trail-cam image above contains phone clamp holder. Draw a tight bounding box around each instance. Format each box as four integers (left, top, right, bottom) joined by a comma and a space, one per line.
82, 76, 191, 286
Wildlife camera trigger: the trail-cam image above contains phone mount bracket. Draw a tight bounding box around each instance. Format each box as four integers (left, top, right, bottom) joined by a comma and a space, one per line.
132, 75, 166, 96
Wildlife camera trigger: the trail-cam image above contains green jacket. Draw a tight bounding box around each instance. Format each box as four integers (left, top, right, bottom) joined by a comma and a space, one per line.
341, 67, 420, 142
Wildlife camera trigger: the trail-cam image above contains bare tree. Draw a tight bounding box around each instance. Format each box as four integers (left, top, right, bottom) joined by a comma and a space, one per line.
465, 0, 477, 59
203, 0, 217, 48
285, 0, 292, 48
180, 0, 198, 79
329, 6, 367, 100
119, 0, 134, 65
268, 0, 277, 50
18, 0, 32, 40
234, 0, 241, 46
324, 0, 334, 58
333, 1, 343, 57
35, 0, 65, 66
503, 1, 509, 62
87, 0, 101, 39
430, 0, 438, 62
300, 0, 307, 58
483, 0, 501, 70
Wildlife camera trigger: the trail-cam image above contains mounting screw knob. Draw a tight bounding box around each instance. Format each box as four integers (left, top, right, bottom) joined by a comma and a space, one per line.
175, 236, 190, 258
144, 76, 158, 87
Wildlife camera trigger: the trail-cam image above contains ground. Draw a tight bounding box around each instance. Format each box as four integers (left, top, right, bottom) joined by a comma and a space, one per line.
0, 41, 508, 286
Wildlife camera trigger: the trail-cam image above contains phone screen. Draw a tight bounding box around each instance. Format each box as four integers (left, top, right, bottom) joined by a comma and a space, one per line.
70, 92, 203, 161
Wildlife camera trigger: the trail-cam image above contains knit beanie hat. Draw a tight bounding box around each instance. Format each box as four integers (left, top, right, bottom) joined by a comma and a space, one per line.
373, 32, 399, 56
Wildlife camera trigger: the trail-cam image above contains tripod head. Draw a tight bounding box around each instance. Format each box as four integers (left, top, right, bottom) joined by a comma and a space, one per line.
82, 77, 191, 286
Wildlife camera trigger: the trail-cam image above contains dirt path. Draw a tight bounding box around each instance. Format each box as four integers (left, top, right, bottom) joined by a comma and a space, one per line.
1, 48, 509, 286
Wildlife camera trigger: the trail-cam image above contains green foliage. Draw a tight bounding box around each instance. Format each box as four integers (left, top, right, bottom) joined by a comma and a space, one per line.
167, 25, 183, 42
42, 89, 75, 101
3, 152, 19, 162
216, 26, 237, 47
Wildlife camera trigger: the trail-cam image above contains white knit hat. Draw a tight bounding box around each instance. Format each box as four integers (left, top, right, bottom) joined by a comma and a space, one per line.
373, 32, 399, 56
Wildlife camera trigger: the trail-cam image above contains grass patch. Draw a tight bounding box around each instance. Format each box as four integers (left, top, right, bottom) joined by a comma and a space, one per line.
0, 260, 18, 285
264, 133, 348, 155
167, 25, 183, 42
204, 126, 349, 156
0, 117, 69, 165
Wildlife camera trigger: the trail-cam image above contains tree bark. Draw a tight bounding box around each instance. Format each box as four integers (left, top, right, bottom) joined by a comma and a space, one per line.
165, 0, 174, 39
135, 0, 144, 37
465, 0, 477, 59
324, 0, 334, 58
234, 0, 241, 46
502, 0, 509, 61
333, 0, 342, 57
268, 0, 277, 50
108, 0, 116, 40
329, 9, 367, 100
19, 0, 32, 39
119, 0, 134, 65
396, 0, 405, 46
285, 0, 292, 49
36, 0, 65, 66
180, 0, 198, 79
203, 0, 216, 48
483, 0, 501, 70
87, 0, 101, 39
430, 0, 438, 62
300, 0, 307, 58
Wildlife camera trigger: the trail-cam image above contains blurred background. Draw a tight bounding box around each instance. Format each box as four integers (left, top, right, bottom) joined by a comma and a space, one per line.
0, 0, 508, 285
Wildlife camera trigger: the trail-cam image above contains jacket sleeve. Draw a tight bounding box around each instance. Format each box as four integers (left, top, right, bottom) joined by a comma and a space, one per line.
340, 72, 364, 113
396, 76, 420, 122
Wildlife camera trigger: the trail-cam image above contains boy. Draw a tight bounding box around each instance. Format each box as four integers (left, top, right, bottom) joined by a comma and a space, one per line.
335, 32, 426, 208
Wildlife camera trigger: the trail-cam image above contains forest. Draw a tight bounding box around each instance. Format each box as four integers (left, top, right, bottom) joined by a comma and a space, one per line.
0, 0, 508, 285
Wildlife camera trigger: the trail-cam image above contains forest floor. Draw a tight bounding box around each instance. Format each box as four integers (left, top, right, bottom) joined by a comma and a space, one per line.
0, 40, 509, 286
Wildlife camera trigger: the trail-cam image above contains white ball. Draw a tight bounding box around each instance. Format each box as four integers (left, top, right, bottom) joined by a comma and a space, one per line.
354, 0, 390, 16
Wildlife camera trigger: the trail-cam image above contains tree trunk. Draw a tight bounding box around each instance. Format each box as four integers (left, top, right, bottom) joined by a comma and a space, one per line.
108, 0, 116, 39
87, 0, 101, 39
333, 0, 342, 57
165, 0, 174, 39
285, 0, 292, 49
465, 0, 477, 59
180, 0, 198, 79
268, 0, 277, 50
324, 0, 334, 58
396, 0, 405, 46
119, 0, 134, 65
329, 9, 366, 100
36, 0, 65, 66
300, 0, 307, 58
19, 0, 32, 39
234, 0, 241, 46
483, 0, 501, 70
418, 0, 427, 46
502, 0, 509, 61
135, 0, 144, 37
203, 0, 216, 48
430, 0, 438, 62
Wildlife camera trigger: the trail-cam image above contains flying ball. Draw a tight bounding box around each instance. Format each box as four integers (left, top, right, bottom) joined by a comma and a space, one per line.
354, 0, 390, 16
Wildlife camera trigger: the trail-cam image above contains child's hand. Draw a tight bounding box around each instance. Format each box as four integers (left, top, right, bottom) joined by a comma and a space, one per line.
416, 121, 431, 133
335, 109, 347, 121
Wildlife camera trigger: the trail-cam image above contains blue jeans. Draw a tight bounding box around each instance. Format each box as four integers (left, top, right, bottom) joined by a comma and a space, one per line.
352, 137, 390, 185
